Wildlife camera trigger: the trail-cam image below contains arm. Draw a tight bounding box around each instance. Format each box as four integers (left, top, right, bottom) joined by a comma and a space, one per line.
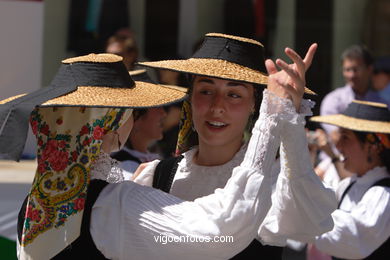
258, 43, 337, 245
91, 90, 284, 260
259, 97, 337, 245
315, 186, 390, 259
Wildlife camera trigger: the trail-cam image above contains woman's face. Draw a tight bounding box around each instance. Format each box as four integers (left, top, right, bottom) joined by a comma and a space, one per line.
132, 107, 167, 141
191, 76, 255, 149
336, 129, 371, 176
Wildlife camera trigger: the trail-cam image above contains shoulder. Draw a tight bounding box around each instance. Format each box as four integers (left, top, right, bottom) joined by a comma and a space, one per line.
335, 176, 355, 199
132, 159, 161, 186
322, 86, 349, 103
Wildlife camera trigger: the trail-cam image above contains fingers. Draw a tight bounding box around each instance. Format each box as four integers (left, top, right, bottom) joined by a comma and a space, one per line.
265, 59, 278, 75
275, 58, 301, 84
284, 47, 305, 78
303, 43, 318, 71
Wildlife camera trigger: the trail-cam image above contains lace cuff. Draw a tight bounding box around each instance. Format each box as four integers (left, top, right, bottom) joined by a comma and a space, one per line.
241, 90, 283, 169
279, 97, 316, 179
90, 152, 125, 183
243, 89, 315, 173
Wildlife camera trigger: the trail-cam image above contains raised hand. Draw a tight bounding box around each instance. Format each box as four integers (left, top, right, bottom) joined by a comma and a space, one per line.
265, 43, 317, 111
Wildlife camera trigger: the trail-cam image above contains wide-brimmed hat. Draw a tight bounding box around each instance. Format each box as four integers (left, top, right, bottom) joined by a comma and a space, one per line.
0, 53, 187, 160
129, 69, 188, 93
138, 33, 315, 94
310, 100, 390, 133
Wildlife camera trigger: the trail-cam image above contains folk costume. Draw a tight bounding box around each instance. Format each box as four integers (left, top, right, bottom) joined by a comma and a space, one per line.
311, 101, 390, 259
135, 33, 336, 259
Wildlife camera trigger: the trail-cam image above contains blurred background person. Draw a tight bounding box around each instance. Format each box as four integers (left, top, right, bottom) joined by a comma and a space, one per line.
150, 68, 189, 159
310, 100, 390, 260
105, 28, 139, 70
320, 45, 382, 134
372, 55, 390, 105
316, 45, 381, 182
111, 70, 169, 178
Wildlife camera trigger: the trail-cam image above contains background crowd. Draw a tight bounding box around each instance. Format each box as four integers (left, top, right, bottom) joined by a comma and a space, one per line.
0, 0, 389, 259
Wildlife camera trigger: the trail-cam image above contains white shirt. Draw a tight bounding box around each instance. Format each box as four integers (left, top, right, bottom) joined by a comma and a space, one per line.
118, 147, 160, 179
90, 90, 337, 260
314, 166, 390, 259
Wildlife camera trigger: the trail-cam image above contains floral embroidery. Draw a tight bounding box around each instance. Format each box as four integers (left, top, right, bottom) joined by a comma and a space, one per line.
21, 107, 128, 246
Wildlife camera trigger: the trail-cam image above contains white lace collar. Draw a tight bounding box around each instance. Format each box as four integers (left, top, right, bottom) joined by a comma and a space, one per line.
90, 152, 125, 183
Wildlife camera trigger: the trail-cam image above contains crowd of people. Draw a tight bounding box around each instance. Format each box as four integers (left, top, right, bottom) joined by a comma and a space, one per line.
0, 28, 388, 260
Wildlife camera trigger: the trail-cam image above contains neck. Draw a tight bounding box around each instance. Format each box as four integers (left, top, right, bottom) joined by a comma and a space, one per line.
352, 83, 370, 97
358, 161, 384, 177
195, 138, 243, 166
128, 132, 149, 153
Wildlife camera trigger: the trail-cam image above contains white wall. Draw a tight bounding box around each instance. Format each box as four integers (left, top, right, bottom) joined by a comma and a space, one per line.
0, 0, 44, 100
0, 0, 45, 158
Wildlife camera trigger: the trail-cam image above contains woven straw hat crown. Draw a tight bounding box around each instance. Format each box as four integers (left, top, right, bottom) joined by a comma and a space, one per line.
138, 33, 315, 94
311, 100, 390, 134
0, 53, 187, 160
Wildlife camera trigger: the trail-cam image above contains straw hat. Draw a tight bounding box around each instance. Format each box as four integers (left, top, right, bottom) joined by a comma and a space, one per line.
0, 53, 187, 160
129, 69, 188, 93
0, 54, 186, 108
310, 100, 390, 134
138, 33, 315, 94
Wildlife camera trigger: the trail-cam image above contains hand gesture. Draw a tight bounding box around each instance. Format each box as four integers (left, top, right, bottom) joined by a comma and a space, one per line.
265, 43, 317, 111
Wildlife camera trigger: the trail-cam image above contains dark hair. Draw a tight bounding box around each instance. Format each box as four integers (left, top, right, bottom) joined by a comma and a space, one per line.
354, 131, 390, 173
341, 45, 374, 67
133, 109, 148, 121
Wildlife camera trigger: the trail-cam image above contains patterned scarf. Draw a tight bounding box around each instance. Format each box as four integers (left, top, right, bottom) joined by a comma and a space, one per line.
19, 106, 132, 259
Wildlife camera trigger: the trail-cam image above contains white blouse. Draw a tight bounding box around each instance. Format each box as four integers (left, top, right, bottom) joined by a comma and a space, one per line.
315, 166, 390, 259
90, 90, 337, 260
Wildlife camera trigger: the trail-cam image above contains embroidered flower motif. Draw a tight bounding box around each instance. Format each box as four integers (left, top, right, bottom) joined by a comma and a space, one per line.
31, 120, 38, 135
73, 197, 85, 211
31, 209, 41, 222
80, 125, 89, 135
40, 124, 50, 136
56, 180, 66, 191
37, 159, 47, 173
71, 151, 78, 162
44, 179, 52, 189
56, 117, 63, 125
80, 154, 89, 164
93, 126, 105, 140
22, 108, 128, 246
82, 137, 91, 146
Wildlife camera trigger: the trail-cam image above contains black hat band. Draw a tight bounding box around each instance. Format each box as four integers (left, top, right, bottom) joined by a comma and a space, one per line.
343, 102, 390, 122
192, 36, 266, 73
53, 61, 135, 89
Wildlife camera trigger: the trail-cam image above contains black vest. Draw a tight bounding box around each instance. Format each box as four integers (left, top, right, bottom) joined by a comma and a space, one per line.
18, 180, 109, 260
153, 157, 283, 260
332, 178, 390, 260
111, 149, 142, 164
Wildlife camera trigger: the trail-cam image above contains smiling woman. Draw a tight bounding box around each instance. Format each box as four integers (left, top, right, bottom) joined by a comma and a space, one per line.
133, 33, 335, 259
190, 76, 255, 166
310, 100, 390, 259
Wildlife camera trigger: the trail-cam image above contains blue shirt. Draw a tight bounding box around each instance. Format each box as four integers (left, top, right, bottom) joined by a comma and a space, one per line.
320, 85, 388, 133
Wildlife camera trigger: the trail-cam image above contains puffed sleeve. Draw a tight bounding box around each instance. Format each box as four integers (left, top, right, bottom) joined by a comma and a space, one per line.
258, 94, 337, 245
314, 186, 390, 259
90, 90, 285, 260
